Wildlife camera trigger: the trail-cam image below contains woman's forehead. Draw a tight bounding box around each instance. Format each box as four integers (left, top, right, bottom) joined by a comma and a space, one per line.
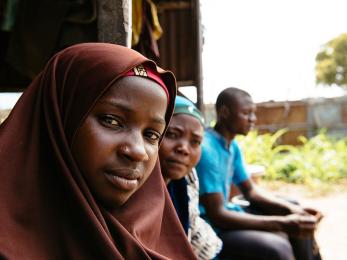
96, 76, 167, 123
170, 114, 204, 134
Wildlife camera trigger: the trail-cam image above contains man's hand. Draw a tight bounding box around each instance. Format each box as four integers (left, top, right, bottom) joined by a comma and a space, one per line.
303, 207, 324, 223
280, 214, 317, 238
287, 204, 323, 222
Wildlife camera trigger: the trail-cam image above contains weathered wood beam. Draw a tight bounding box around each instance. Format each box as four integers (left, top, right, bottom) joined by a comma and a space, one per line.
97, 0, 131, 47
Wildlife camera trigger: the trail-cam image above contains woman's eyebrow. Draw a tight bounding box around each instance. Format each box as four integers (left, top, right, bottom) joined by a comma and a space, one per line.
100, 100, 166, 125
168, 125, 183, 131
100, 100, 133, 112
192, 132, 203, 138
152, 116, 166, 126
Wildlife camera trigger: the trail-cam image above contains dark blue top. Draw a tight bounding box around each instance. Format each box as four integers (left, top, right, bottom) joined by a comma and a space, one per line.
167, 178, 189, 234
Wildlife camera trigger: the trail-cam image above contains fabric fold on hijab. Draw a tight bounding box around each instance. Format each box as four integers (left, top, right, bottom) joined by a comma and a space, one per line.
0, 43, 196, 259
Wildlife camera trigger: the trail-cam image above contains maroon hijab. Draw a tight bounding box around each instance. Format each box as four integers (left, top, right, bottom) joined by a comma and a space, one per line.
0, 43, 196, 259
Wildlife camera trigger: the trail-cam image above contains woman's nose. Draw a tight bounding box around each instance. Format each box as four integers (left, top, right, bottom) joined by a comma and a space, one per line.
175, 140, 189, 156
119, 131, 148, 162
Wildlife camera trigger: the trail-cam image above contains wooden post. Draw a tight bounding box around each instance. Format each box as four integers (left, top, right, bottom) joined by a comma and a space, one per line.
97, 0, 131, 47
193, 0, 204, 111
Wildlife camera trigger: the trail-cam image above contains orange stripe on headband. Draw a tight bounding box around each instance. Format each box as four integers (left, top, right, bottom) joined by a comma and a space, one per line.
123, 64, 170, 103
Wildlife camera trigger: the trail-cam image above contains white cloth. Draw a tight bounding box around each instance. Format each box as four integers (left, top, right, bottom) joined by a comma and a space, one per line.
186, 169, 223, 260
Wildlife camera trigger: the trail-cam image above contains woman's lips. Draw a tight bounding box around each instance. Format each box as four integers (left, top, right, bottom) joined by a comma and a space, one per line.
167, 160, 188, 169
104, 169, 140, 191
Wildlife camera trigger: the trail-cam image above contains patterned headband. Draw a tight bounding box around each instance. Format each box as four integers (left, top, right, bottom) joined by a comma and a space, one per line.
123, 64, 170, 103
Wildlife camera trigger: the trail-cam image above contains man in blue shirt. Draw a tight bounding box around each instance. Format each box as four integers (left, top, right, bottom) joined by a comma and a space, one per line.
196, 87, 322, 260
197, 129, 249, 216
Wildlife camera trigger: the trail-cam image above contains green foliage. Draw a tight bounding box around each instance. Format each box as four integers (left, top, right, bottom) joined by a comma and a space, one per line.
315, 33, 347, 87
237, 130, 347, 186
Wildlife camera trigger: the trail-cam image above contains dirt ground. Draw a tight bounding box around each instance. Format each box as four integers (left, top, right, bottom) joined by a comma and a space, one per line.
259, 181, 347, 260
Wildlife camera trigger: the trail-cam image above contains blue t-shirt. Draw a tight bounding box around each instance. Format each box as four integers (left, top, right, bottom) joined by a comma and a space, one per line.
196, 128, 250, 216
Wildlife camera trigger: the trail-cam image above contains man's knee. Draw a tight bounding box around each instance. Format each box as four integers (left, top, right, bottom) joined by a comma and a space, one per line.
219, 230, 295, 260
266, 235, 294, 260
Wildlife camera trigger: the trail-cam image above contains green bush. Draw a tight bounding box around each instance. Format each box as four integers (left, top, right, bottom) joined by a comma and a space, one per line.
237, 129, 347, 186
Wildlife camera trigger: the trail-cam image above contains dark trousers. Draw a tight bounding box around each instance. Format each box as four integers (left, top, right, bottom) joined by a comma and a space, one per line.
218, 229, 321, 260
218, 230, 294, 260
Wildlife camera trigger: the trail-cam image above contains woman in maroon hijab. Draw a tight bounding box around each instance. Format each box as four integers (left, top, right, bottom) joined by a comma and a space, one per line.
0, 43, 196, 259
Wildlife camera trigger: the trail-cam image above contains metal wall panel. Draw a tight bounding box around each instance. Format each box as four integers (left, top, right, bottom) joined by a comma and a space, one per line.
155, 0, 203, 108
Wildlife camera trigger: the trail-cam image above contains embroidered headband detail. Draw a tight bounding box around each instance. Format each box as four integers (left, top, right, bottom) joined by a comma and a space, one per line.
123, 64, 169, 102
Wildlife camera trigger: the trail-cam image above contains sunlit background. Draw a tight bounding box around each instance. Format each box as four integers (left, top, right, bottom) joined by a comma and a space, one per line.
200, 0, 347, 103
2, 0, 347, 109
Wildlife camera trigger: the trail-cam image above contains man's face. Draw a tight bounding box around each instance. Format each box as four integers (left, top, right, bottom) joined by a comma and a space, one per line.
225, 95, 257, 135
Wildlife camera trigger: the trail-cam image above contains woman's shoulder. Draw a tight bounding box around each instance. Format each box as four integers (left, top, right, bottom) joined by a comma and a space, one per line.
185, 169, 198, 187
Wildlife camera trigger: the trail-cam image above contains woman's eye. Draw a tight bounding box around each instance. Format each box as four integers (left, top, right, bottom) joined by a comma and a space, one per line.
166, 132, 176, 139
100, 115, 121, 128
165, 130, 178, 139
191, 139, 202, 146
145, 131, 161, 142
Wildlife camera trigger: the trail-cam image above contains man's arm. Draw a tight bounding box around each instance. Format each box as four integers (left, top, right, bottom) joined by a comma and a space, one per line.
200, 191, 317, 238
232, 141, 323, 221
238, 179, 323, 221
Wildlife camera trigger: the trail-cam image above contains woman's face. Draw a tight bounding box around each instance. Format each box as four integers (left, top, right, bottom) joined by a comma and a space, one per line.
71, 76, 167, 209
159, 114, 203, 183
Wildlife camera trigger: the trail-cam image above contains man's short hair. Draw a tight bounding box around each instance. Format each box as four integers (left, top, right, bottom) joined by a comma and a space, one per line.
215, 87, 251, 112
